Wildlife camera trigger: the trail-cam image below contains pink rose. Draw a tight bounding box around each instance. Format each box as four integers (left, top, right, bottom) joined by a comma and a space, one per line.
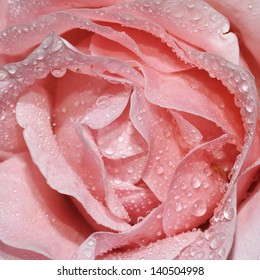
0, 0, 259, 260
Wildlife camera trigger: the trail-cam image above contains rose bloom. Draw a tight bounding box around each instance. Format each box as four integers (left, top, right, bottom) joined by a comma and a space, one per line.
0, 0, 259, 260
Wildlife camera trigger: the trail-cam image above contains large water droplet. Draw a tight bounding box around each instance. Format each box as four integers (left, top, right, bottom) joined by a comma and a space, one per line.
191, 198, 207, 217
173, 6, 186, 18
210, 233, 226, 250
88, 239, 95, 246
190, 175, 201, 189
218, 248, 226, 258
96, 95, 111, 109
35, 49, 45, 60
104, 147, 115, 155
51, 67, 67, 78
223, 207, 235, 221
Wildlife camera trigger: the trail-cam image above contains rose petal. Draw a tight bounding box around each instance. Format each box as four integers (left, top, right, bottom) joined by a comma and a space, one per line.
142, 66, 244, 145
163, 134, 235, 236
82, 84, 131, 130
101, 231, 200, 260
96, 109, 147, 160
104, 153, 148, 185
229, 176, 260, 259
6, 0, 124, 25
0, 241, 49, 260
130, 87, 184, 201
0, 152, 90, 259
89, 29, 191, 73
71, 0, 238, 64
15, 87, 130, 231
206, 0, 260, 67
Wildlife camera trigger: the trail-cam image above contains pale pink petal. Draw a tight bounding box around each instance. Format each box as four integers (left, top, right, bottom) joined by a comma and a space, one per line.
206, 0, 260, 67
0, 104, 26, 161
142, 66, 244, 145
6, 0, 124, 25
163, 134, 236, 236
229, 174, 260, 259
0, 153, 91, 259
72, 206, 165, 259
174, 48, 258, 260
0, 0, 7, 31
89, 29, 191, 73
101, 231, 200, 260
70, 0, 238, 64
112, 181, 161, 224
15, 87, 129, 231
170, 110, 203, 151
96, 109, 147, 160
104, 153, 148, 185
0, 241, 49, 260
82, 84, 131, 129
130, 87, 184, 201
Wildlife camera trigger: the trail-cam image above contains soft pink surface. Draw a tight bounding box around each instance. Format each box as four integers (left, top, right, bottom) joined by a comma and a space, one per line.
0, 0, 259, 259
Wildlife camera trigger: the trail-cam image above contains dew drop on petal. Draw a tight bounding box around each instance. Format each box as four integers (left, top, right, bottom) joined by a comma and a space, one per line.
210, 233, 226, 250
223, 207, 235, 221
155, 164, 164, 175
104, 147, 115, 155
191, 198, 207, 217
51, 67, 67, 78
96, 95, 111, 109
190, 175, 201, 189
174, 201, 183, 213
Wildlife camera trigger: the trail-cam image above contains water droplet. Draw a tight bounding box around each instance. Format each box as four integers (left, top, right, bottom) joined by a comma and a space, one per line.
209, 251, 217, 260
155, 164, 164, 175
210, 233, 226, 250
143, 1, 152, 7
96, 95, 111, 109
191, 11, 203, 21
173, 6, 186, 18
51, 40, 63, 52
88, 239, 95, 246
186, 0, 196, 8
180, 181, 187, 190
35, 49, 45, 60
83, 250, 93, 259
218, 248, 226, 258
223, 207, 235, 221
245, 104, 253, 113
164, 127, 172, 137
127, 166, 134, 174
174, 201, 183, 213
104, 147, 115, 155
191, 198, 207, 217
201, 180, 209, 189
51, 67, 67, 78
64, 50, 75, 61
190, 175, 201, 189
6, 65, 17, 74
